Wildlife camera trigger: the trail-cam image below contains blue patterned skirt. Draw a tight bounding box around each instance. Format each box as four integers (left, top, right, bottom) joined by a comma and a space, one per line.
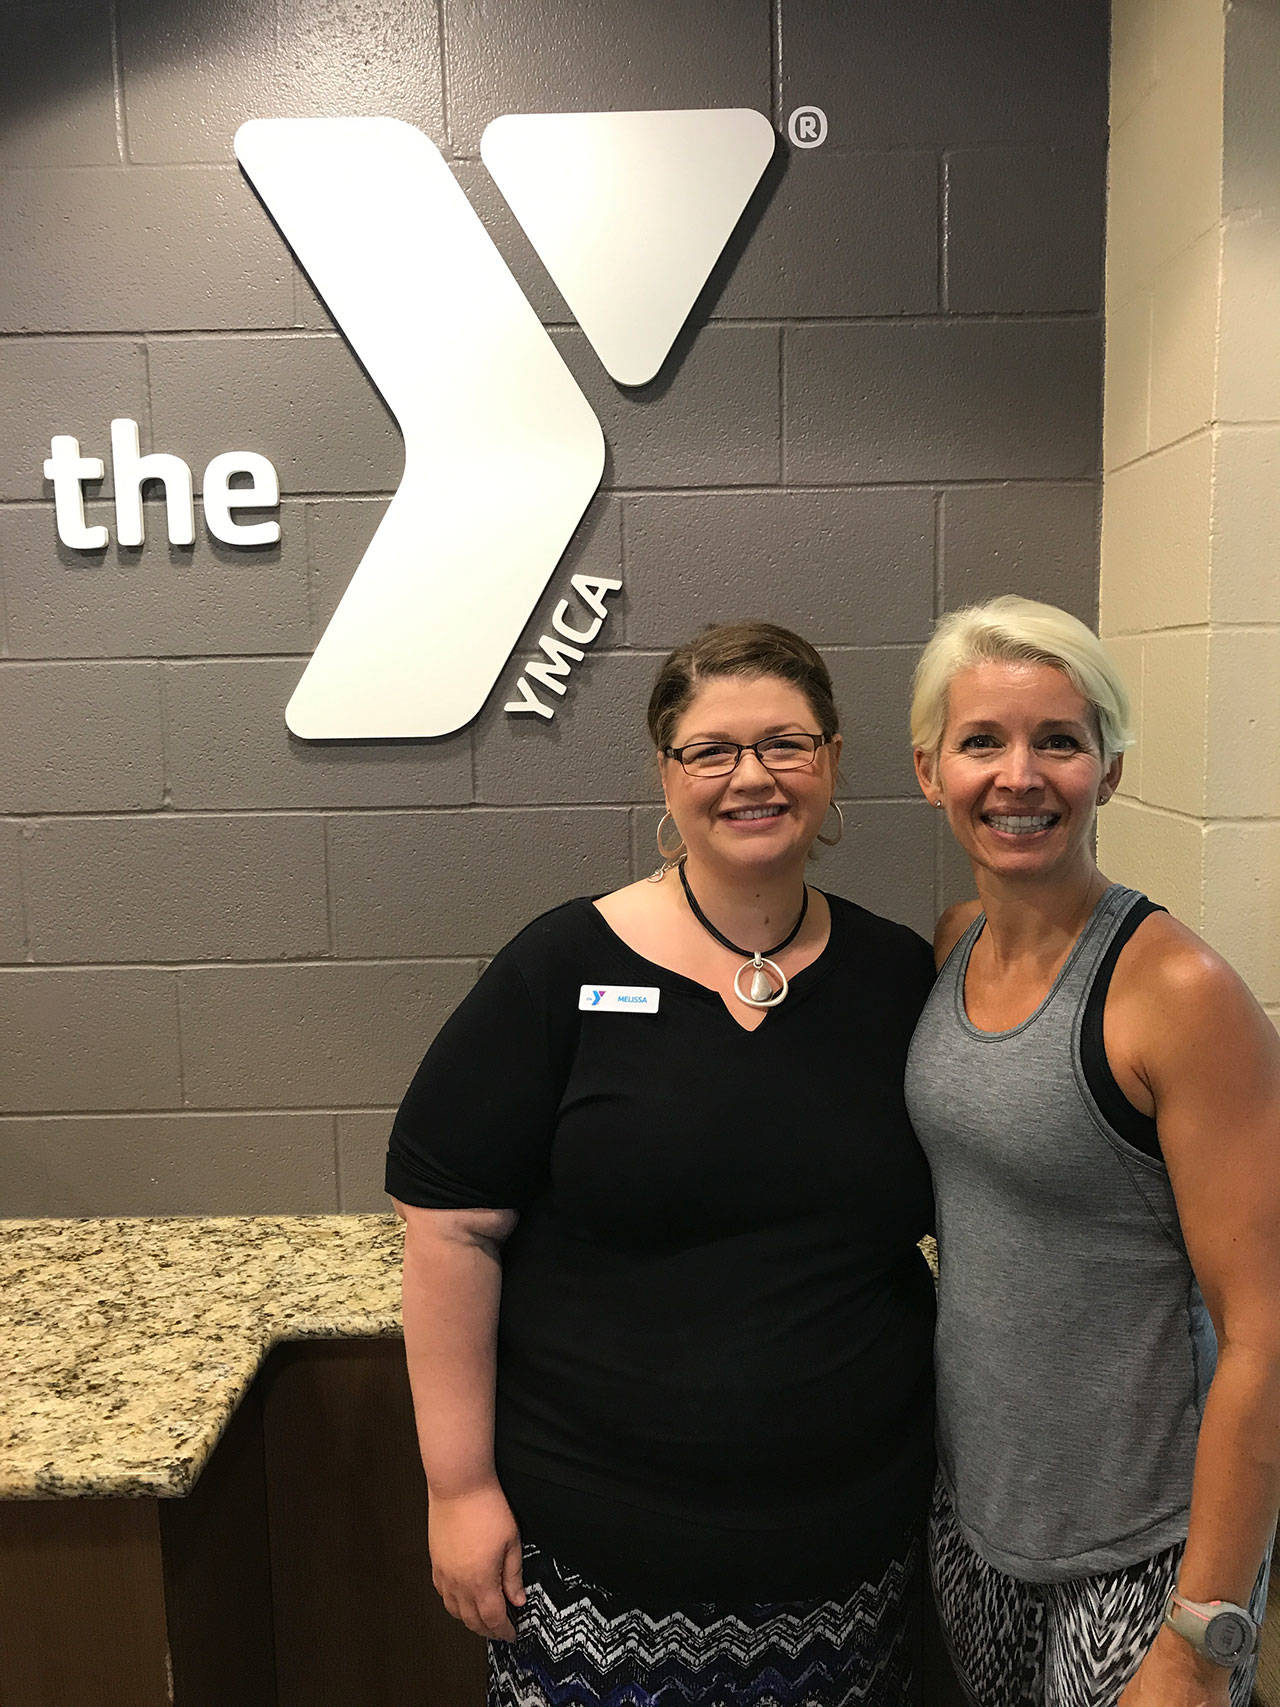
486, 1535, 922, 1707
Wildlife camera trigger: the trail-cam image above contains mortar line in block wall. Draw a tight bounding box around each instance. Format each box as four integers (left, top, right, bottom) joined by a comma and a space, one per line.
0, 329, 334, 343
777, 324, 786, 483
160, 954, 483, 971
0, 641, 928, 669
0, 478, 1099, 510
117, 328, 359, 344
437, 0, 452, 151
0, 540, 10, 657
11, 160, 292, 174
0, 804, 647, 825
937, 154, 950, 311
8, 955, 514, 972
600, 474, 1100, 495
0, 798, 925, 842
172, 969, 187, 1108
770, 0, 783, 129
322, 817, 337, 957
13, 825, 32, 964
932, 489, 945, 620
156, 660, 174, 810
1107, 801, 1280, 830
108, 0, 128, 165
0, 1106, 399, 1122
139, 335, 155, 449
0, 147, 1099, 173
331, 1112, 345, 1211
615, 499, 629, 648
725, 310, 1101, 328
300, 499, 320, 641
1, 312, 1099, 343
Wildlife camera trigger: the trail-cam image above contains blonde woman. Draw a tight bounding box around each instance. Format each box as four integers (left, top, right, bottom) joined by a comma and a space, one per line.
905, 596, 1280, 1707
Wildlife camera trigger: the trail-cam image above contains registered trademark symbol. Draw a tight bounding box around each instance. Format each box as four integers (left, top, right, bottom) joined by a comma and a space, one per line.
787, 106, 828, 149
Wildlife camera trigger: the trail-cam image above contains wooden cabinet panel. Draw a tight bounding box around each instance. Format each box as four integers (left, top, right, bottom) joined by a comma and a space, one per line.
260, 1338, 486, 1707
0, 1500, 171, 1707
159, 1381, 276, 1707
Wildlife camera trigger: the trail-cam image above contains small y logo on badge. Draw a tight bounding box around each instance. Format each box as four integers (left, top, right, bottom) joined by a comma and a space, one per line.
787, 106, 828, 149
579, 985, 661, 1013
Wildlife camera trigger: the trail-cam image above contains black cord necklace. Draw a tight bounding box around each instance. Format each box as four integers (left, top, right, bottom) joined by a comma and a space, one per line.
677, 860, 808, 1009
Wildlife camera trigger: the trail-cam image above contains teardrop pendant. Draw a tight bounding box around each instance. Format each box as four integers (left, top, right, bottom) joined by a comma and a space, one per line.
733, 955, 790, 1009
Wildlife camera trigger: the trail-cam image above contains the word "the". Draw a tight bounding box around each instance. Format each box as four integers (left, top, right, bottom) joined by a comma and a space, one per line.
45, 418, 281, 548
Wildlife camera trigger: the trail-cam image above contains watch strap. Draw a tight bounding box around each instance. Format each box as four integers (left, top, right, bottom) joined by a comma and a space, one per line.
1163, 1589, 1259, 1667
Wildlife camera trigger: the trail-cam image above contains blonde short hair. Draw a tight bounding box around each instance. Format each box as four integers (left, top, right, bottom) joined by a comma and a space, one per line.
910, 595, 1133, 763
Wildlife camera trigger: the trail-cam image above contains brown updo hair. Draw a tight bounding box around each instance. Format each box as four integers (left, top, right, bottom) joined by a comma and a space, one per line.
647, 621, 840, 752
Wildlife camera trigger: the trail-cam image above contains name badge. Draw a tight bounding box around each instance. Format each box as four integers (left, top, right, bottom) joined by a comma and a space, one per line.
578, 984, 661, 1014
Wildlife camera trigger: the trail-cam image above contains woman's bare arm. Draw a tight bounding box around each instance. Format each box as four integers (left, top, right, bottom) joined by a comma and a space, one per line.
1111, 924, 1280, 1705
394, 1198, 524, 1641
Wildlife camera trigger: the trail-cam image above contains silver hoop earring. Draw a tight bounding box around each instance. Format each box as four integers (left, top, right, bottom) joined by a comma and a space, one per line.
647, 811, 687, 879
656, 811, 685, 860
816, 800, 845, 848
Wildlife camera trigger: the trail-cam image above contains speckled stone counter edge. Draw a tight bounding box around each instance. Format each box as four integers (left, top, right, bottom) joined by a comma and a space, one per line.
0, 1215, 405, 1500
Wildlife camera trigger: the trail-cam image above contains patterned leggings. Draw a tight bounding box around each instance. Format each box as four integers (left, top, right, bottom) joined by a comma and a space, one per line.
929, 1478, 1269, 1707
487, 1535, 923, 1707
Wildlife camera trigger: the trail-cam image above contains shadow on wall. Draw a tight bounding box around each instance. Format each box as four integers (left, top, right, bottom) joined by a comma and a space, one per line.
1, 0, 270, 146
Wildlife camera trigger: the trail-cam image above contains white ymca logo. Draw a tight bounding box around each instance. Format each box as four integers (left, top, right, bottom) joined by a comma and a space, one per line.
235, 111, 774, 739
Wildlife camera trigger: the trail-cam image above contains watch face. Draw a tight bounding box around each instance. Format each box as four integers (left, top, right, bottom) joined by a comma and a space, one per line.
1204, 1611, 1253, 1665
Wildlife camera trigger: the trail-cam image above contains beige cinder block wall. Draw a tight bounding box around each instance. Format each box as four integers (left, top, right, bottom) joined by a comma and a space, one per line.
1100, 0, 1280, 1028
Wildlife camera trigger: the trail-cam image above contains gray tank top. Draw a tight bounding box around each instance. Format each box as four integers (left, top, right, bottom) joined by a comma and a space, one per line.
905, 884, 1216, 1582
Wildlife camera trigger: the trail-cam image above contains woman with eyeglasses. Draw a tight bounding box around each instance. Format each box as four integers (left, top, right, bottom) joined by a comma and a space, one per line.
906, 597, 1280, 1707
387, 623, 939, 1707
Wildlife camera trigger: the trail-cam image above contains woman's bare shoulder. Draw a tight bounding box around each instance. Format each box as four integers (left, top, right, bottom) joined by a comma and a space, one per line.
933, 899, 982, 969
1109, 904, 1279, 1076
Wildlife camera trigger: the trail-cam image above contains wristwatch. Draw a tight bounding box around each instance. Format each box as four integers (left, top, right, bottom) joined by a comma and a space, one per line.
1163, 1589, 1259, 1667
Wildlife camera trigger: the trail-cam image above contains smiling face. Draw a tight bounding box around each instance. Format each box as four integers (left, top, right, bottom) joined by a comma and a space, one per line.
916, 659, 1122, 887
660, 674, 841, 880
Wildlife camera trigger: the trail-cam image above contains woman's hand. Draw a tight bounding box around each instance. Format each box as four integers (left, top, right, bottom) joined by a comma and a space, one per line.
1117, 1627, 1231, 1707
429, 1480, 526, 1641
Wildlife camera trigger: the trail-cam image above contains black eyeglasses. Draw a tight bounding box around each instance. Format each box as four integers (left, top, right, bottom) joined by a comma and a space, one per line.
663, 732, 829, 777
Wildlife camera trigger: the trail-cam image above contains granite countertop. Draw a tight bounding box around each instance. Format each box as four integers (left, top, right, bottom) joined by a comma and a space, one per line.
2, 1216, 938, 1504
0, 1215, 404, 1501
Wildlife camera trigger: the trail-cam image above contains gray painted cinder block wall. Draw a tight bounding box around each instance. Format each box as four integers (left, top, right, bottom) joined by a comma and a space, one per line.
0, 0, 1109, 1216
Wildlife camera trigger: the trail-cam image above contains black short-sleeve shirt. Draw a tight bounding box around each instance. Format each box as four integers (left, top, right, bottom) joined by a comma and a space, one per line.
387, 894, 937, 1605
